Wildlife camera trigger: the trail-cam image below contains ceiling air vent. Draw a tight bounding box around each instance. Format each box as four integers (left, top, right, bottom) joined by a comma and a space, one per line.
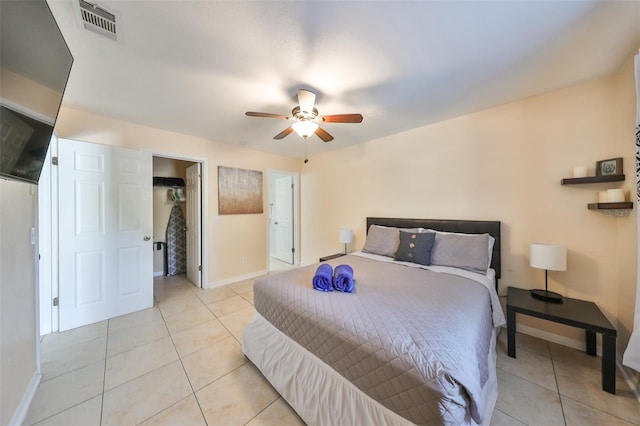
79, 0, 116, 40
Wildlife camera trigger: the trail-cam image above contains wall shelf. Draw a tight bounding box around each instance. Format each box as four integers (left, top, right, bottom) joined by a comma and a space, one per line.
561, 173, 631, 211
587, 202, 633, 210
561, 175, 625, 185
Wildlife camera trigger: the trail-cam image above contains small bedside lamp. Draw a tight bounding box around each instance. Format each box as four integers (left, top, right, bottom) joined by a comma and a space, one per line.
339, 228, 353, 254
529, 243, 567, 302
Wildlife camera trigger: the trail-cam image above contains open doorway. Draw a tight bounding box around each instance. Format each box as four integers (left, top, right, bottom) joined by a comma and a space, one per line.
152, 155, 205, 288
267, 170, 299, 272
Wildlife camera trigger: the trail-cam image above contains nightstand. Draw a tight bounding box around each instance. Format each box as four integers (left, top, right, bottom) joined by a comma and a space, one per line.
506, 286, 617, 394
319, 253, 346, 262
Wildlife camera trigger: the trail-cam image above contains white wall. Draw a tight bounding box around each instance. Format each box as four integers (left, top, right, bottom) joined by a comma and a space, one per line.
0, 179, 39, 425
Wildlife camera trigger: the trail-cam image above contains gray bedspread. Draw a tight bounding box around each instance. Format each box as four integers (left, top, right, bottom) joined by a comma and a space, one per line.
253, 255, 495, 425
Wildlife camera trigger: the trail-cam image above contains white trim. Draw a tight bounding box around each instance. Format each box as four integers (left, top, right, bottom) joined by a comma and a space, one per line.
146, 150, 208, 289
515, 323, 590, 353
8, 371, 41, 426
38, 136, 59, 335
206, 269, 268, 289
153, 271, 164, 277
37, 141, 53, 336
50, 137, 59, 332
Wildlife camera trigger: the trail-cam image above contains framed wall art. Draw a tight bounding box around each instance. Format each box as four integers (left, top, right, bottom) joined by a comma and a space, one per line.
218, 166, 263, 215
595, 157, 623, 176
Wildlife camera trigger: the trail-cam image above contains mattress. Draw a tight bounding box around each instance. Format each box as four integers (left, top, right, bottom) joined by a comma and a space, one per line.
245, 254, 504, 425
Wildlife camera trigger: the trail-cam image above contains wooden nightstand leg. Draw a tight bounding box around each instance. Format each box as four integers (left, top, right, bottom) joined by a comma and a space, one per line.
507, 309, 516, 358
585, 330, 596, 356
602, 334, 616, 394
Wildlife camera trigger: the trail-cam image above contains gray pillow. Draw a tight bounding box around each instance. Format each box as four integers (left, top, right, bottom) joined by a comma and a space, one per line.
431, 233, 491, 274
362, 225, 400, 257
394, 231, 435, 266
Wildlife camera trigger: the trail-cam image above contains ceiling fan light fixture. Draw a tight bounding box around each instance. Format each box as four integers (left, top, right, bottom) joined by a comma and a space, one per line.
292, 120, 318, 139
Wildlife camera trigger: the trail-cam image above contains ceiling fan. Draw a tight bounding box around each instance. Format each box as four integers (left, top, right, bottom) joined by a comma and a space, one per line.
245, 89, 363, 142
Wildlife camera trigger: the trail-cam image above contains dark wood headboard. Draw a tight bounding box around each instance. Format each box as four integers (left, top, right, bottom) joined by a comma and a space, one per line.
366, 217, 501, 280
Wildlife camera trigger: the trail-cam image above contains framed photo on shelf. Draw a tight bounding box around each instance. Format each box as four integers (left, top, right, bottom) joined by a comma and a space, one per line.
595, 157, 623, 176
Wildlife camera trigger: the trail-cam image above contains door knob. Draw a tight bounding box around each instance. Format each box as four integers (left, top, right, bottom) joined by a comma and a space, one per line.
274, 221, 278, 225
144, 236, 151, 241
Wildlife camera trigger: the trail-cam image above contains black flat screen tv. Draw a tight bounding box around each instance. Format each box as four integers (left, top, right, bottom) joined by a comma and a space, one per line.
0, 0, 73, 185
0, 105, 55, 184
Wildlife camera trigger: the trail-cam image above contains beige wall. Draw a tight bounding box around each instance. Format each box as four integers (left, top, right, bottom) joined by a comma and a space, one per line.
0, 67, 62, 120
54, 107, 301, 285
300, 55, 638, 349
0, 179, 38, 425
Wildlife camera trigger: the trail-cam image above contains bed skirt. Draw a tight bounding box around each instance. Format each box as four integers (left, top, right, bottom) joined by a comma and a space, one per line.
242, 313, 499, 426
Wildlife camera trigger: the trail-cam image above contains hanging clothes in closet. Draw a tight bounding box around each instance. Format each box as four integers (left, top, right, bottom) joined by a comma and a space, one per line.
166, 204, 187, 275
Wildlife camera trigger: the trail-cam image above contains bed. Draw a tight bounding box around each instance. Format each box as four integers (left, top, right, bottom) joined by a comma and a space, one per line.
242, 217, 504, 425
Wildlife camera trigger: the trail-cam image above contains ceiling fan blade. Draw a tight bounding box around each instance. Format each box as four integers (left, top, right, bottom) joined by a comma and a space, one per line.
315, 127, 334, 142
274, 127, 294, 140
321, 113, 363, 123
246, 111, 289, 119
297, 89, 316, 114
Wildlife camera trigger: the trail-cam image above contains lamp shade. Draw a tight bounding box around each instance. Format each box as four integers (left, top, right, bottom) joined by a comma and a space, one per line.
529, 244, 567, 271
339, 228, 353, 244
292, 120, 318, 138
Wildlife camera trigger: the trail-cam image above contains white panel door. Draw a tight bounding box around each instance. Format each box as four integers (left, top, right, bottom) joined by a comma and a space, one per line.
185, 163, 202, 287
58, 139, 153, 331
274, 175, 293, 264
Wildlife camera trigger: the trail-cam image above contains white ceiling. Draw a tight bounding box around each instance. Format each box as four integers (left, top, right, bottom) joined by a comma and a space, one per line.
46, 0, 640, 159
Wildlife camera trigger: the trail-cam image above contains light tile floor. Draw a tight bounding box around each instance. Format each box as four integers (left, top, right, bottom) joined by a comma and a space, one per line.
26, 274, 639, 425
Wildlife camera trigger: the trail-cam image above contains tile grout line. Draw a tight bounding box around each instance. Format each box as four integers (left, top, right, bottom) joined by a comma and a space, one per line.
100, 318, 111, 426
547, 341, 568, 426
156, 290, 210, 425
182, 281, 258, 423
242, 396, 280, 425
38, 335, 108, 383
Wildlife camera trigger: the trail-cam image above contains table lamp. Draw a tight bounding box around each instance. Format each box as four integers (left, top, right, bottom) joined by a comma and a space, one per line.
529, 243, 566, 302
339, 229, 353, 254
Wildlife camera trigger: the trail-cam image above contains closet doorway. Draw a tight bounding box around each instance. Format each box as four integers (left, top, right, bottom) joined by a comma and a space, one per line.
267, 170, 299, 271
152, 154, 206, 288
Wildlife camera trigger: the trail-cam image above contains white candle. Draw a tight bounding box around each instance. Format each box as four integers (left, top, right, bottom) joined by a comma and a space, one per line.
572, 166, 587, 178
607, 189, 625, 202
598, 191, 609, 203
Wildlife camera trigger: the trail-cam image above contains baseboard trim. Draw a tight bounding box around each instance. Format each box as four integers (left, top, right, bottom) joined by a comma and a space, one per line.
515, 323, 640, 401
153, 271, 164, 277
9, 370, 41, 426
206, 269, 268, 289
515, 323, 591, 353
617, 357, 640, 401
